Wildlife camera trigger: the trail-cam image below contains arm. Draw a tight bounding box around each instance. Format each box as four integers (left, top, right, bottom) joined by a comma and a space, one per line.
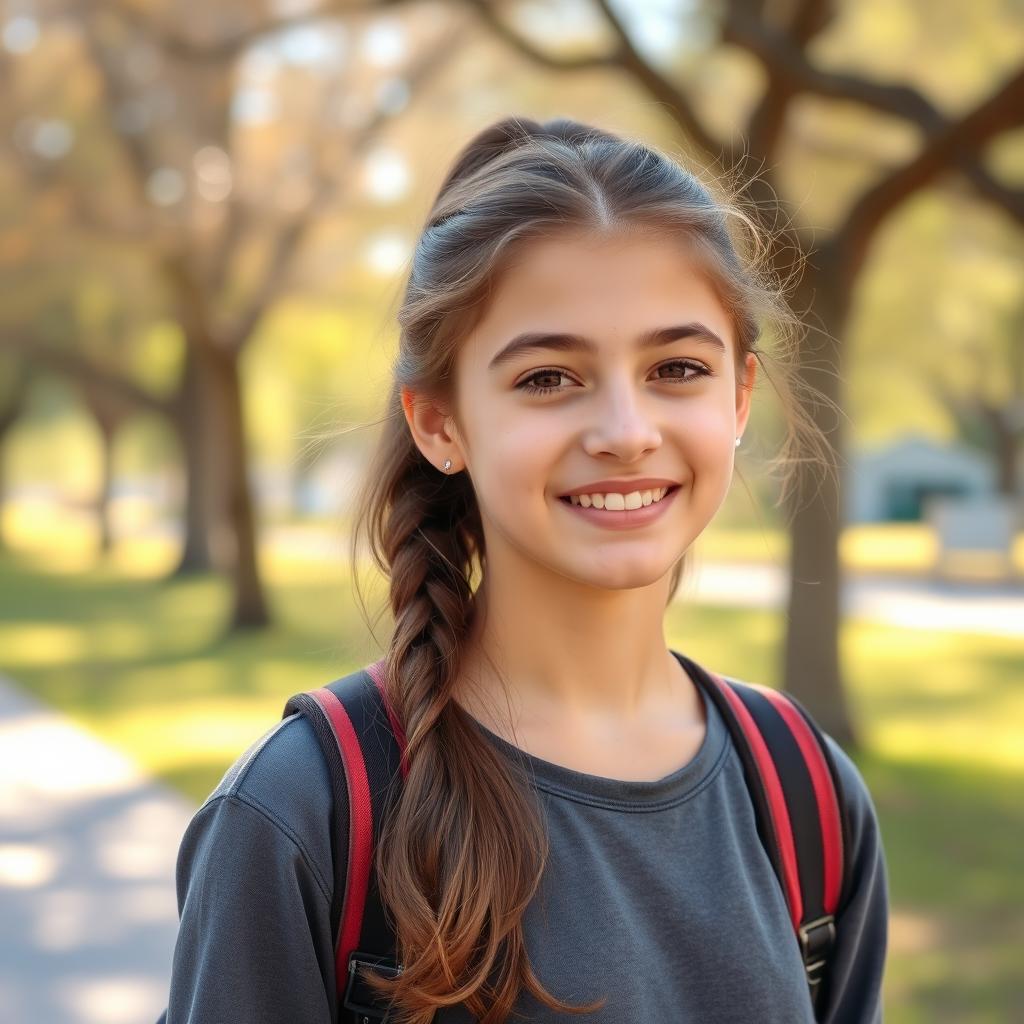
818, 736, 890, 1024
160, 792, 339, 1023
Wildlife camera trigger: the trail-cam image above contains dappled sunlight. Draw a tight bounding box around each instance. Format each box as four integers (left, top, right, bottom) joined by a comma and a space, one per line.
56, 975, 168, 1024
0, 843, 59, 889
5, 501, 99, 573
0, 708, 143, 822
32, 887, 93, 952
91, 800, 195, 881
27, 882, 179, 952
0, 622, 86, 668
841, 523, 936, 572
95, 696, 283, 779
108, 536, 179, 578
889, 909, 946, 955
692, 524, 789, 564
686, 521, 1024, 576
872, 720, 1024, 774
78, 618, 155, 663
847, 621, 1024, 774
0, 684, 190, 1023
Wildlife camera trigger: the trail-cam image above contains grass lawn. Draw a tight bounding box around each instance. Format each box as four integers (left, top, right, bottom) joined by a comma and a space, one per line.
1, 534, 1021, 1023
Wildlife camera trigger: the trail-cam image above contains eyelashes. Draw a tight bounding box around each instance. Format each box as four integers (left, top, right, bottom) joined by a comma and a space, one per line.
516, 359, 714, 396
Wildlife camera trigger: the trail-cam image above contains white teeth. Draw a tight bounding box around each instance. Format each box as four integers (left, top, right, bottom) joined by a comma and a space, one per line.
568, 487, 670, 508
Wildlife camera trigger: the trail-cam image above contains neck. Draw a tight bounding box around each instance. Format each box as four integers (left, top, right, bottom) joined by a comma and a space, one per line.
455, 551, 690, 730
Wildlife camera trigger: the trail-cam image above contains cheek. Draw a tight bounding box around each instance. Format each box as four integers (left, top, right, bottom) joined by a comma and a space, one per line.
467, 410, 560, 500
670, 403, 735, 460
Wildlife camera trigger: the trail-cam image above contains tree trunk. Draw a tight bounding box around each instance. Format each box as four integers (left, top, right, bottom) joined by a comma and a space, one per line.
204, 343, 271, 630
993, 419, 1020, 498
782, 258, 859, 748
96, 418, 116, 555
170, 345, 219, 576
0, 417, 12, 552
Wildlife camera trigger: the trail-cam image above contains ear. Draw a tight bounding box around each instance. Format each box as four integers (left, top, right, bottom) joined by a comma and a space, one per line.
734, 352, 757, 437
400, 386, 463, 472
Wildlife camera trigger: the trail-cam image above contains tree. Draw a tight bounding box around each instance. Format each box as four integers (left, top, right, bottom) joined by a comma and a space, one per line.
0, 354, 32, 551
454, 0, 1024, 745
2, 0, 460, 630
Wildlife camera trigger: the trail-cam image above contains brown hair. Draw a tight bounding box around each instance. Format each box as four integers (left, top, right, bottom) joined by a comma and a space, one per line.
348, 115, 829, 1023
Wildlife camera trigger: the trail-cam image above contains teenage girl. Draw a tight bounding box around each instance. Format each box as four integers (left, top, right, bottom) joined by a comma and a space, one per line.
160, 116, 888, 1023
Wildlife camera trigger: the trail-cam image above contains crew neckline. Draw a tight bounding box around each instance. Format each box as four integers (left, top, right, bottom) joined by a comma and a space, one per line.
464, 650, 729, 811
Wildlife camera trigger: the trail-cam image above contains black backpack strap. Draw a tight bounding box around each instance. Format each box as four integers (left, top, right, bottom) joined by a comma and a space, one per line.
677, 653, 849, 1018
284, 659, 408, 1021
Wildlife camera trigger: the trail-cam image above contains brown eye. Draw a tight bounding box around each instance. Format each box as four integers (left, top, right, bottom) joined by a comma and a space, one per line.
516, 369, 573, 395
654, 359, 712, 382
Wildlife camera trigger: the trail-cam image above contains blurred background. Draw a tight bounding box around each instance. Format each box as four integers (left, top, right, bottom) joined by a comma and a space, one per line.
0, 1, 1022, 1021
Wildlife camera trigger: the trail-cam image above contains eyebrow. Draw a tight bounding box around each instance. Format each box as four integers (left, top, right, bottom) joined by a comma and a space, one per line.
487, 323, 727, 371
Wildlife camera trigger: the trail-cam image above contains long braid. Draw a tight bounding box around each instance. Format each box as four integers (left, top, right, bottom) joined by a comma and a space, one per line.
351, 403, 603, 1023
383, 463, 474, 764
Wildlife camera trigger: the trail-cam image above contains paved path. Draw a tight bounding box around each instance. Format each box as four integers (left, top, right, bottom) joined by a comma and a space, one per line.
678, 560, 1024, 637
0, 680, 193, 1024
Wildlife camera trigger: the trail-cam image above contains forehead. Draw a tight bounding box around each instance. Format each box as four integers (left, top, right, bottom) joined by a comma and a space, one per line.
462, 227, 735, 364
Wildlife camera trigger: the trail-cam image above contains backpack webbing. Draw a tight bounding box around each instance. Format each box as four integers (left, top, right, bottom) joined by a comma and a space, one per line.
285, 655, 849, 1021
675, 652, 848, 1014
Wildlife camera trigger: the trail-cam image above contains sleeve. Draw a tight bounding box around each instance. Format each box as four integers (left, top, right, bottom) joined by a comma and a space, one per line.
158, 793, 339, 1024
818, 735, 890, 1024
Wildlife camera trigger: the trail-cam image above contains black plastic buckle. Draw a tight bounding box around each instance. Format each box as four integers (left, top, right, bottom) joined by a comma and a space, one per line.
798, 914, 836, 987
342, 952, 402, 1023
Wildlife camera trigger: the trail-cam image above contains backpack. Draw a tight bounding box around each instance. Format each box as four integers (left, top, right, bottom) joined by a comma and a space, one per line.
283, 651, 849, 1023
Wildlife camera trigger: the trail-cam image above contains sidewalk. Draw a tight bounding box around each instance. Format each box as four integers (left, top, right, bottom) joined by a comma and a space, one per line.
678, 559, 1024, 637
0, 679, 193, 1024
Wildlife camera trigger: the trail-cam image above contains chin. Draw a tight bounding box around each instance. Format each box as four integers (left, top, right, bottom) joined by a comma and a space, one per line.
570, 555, 679, 592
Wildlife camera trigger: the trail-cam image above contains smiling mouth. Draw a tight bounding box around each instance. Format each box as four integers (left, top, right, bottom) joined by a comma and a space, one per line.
557, 484, 682, 509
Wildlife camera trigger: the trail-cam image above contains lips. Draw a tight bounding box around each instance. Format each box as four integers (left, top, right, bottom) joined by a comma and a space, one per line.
557, 481, 682, 528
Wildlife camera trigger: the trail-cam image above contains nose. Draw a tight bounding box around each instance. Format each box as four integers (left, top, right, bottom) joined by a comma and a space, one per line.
581, 378, 662, 461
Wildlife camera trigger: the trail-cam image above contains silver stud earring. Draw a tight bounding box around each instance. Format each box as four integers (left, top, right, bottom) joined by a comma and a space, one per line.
443, 458, 452, 472
735, 437, 742, 448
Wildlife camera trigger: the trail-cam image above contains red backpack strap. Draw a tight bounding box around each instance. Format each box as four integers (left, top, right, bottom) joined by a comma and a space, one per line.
677, 653, 849, 1016
284, 659, 408, 1020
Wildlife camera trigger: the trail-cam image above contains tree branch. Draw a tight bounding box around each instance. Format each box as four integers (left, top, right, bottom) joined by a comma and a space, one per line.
106, 0, 412, 63
462, 0, 727, 167
0, 335, 173, 417
722, 5, 1024, 228
460, 0, 617, 72
836, 65, 1024, 282
591, 0, 726, 162
223, 22, 469, 352
736, 0, 836, 166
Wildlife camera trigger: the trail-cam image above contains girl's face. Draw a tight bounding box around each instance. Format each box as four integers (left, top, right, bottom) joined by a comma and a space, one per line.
412, 227, 756, 593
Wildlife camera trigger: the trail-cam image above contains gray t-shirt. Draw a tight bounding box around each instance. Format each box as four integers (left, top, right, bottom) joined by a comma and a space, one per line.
159, 657, 888, 1023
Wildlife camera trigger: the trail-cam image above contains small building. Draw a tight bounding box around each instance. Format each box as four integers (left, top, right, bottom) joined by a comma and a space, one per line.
846, 434, 995, 523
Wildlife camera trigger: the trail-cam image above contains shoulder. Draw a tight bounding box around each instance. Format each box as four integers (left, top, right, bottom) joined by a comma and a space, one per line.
202, 665, 381, 820
208, 710, 334, 835
185, 669, 381, 897
710, 668, 884, 867
177, 712, 336, 899
715, 669, 882, 843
